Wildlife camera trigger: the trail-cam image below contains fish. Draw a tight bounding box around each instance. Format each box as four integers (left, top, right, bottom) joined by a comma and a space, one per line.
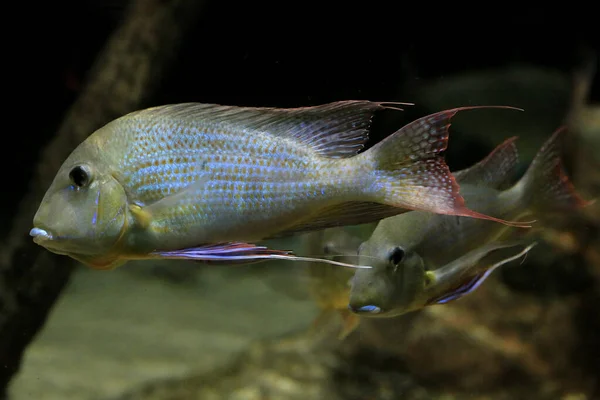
347, 127, 590, 317
304, 225, 376, 339
30, 100, 525, 270
256, 225, 375, 340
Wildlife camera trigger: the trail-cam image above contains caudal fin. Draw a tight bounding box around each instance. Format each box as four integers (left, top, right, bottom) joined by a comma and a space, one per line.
368, 106, 531, 227
453, 136, 519, 188
516, 126, 592, 215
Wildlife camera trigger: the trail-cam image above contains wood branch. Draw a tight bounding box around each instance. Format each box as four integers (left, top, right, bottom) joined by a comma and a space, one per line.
0, 0, 204, 393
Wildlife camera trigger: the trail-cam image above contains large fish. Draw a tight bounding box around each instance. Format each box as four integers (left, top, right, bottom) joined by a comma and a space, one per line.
30, 101, 523, 270
347, 128, 590, 317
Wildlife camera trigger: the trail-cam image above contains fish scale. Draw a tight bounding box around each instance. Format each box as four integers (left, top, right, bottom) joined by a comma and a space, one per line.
114, 119, 363, 243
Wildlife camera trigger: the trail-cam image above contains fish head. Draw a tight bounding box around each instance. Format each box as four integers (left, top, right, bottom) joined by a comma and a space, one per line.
31, 143, 129, 269
348, 237, 430, 318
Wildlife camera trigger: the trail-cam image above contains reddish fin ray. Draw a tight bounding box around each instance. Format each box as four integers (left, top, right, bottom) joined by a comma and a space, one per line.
450, 208, 535, 228
371, 105, 525, 225
520, 126, 593, 213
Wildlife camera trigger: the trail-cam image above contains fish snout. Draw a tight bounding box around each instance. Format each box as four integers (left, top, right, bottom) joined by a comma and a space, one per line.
29, 227, 54, 244
30, 227, 53, 240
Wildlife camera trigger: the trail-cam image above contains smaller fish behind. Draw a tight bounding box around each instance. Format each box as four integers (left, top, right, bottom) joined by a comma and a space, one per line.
304, 225, 377, 340
347, 127, 590, 318
259, 225, 376, 340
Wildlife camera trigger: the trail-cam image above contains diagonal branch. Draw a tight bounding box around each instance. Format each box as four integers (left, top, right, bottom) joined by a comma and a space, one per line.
0, 0, 204, 392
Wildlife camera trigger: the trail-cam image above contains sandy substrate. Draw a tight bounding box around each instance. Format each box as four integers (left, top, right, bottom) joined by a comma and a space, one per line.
9, 261, 318, 400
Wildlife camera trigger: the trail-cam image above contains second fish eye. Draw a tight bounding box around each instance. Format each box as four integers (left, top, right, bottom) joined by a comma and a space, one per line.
389, 247, 405, 265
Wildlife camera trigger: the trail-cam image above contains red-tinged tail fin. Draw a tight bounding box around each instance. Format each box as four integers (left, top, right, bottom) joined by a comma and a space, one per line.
367, 105, 530, 227
515, 126, 593, 216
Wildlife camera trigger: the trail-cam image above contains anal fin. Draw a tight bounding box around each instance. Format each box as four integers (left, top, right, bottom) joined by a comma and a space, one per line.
337, 309, 361, 340
308, 308, 360, 341
426, 241, 537, 306
266, 201, 405, 239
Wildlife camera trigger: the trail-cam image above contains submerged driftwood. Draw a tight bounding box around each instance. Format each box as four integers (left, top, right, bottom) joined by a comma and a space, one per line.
0, 0, 203, 393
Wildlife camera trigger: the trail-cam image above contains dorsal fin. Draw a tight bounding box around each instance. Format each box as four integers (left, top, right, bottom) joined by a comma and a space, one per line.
453, 137, 519, 188
127, 101, 412, 158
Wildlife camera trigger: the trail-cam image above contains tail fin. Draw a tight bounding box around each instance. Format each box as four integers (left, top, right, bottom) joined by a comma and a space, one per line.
368, 105, 531, 227
453, 136, 519, 188
516, 126, 592, 215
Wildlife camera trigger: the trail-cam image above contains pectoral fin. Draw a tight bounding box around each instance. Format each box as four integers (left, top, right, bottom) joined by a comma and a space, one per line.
425, 241, 537, 305
143, 167, 212, 217
431, 270, 496, 304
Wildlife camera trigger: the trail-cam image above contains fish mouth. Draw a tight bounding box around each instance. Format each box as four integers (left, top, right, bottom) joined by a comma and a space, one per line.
348, 304, 382, 315
30, 227, 55, 244
30, 227, 70, 254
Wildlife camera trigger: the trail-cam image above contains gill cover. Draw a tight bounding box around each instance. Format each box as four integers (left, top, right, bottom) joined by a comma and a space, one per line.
32, 160, 129, 268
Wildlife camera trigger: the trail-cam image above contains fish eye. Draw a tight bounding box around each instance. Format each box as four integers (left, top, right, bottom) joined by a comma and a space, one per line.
69, 165, 91, 188
389, 247, 405, 265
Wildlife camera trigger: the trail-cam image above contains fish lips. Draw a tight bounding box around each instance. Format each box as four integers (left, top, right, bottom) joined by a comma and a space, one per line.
30, 227, 54, 243
29, 227, 67, 253
348, 304, 382, 315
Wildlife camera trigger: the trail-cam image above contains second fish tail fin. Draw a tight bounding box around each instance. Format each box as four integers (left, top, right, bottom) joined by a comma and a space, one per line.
366, 105, 530, 227
516, 126, 592, 216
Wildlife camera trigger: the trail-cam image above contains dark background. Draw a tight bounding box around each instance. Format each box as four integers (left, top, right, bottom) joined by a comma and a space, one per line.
7, 1, 599, 228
